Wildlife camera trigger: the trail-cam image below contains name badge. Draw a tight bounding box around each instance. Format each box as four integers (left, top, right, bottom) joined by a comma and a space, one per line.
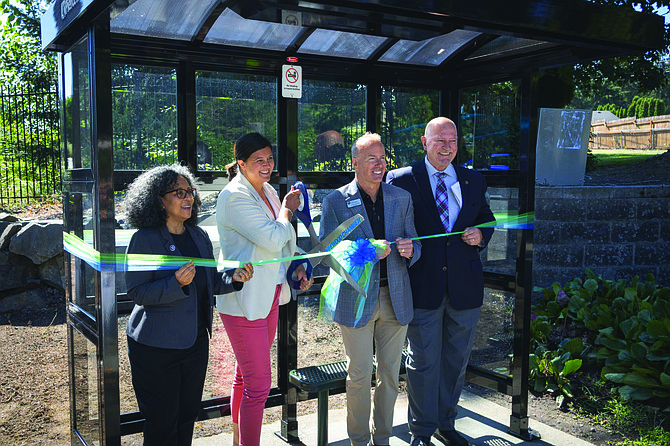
347, 198, 362, 208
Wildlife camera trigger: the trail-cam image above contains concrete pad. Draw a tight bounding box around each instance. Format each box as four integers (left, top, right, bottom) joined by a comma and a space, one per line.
193, 390, 594, 446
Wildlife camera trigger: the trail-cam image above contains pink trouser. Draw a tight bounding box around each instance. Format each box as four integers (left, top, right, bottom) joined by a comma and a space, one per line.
219, 285, 280, 446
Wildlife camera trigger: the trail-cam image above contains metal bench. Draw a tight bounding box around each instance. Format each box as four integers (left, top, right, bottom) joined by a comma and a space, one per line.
289, 351, 408, 446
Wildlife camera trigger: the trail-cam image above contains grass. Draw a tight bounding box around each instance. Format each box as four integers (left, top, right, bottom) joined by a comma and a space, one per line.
569, 377, 670, 446
589, 148, 667, 170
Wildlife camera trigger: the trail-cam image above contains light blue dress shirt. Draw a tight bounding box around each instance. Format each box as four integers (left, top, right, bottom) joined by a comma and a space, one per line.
424, 157, 460, 233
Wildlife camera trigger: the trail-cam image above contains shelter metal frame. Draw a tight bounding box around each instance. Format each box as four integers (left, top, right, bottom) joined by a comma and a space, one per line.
42, 1, 663, 445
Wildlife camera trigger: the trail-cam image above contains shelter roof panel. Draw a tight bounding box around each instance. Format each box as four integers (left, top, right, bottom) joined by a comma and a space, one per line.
379, 30, 482, 66
110, 0, 220, 40
204, 8, 305, 51
297, 29, 389, 59
466, 36, 551, 61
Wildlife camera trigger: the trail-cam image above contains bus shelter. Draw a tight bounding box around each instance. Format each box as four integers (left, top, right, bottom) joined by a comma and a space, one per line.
40, 1, 663, 445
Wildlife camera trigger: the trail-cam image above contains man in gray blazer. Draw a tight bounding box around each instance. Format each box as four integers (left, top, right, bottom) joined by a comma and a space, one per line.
320, 132, 421, 446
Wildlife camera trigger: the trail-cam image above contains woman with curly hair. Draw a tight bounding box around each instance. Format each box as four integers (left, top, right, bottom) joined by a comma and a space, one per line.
122, 164, 253, 446
215, 133, 313, 446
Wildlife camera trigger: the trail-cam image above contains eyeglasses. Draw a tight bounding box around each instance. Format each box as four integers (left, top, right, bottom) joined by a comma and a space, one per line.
164, 187, 197, 199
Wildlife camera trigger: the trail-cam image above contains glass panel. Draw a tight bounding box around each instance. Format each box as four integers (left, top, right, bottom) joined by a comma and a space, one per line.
117, 314, 139, 414
481, 187, 518, 276
71, 326, 100, 445
196, 71, 277, 171
458, 81, 521, 171
113, 65, 178, 170
293, 186, 333, 278
295, 186, 346, 367
63, 39, 92, 169
298, 29, 389, 59
466, 36, 548, 61
204, 8, 304, 51
298, 81, 366, 172
379, 30, 481, 66
65, 191, 98, 322
380, 86, 440, 168
111, 0, 219, 40
470, 287, 514, 375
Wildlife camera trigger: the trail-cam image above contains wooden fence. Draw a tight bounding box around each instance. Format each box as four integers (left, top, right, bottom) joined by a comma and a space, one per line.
590, 115, 670, 150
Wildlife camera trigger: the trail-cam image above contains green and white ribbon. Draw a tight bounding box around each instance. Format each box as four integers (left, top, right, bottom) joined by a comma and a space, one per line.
63, 231, 329, 272
63, 212, 533, 272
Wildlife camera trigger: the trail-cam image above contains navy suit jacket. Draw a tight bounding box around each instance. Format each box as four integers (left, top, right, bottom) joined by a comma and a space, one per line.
125, 225, 240, 349
386, 161, 495, 311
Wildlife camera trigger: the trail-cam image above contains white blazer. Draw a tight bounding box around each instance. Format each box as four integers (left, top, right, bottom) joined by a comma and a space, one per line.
215, 172, 297, 320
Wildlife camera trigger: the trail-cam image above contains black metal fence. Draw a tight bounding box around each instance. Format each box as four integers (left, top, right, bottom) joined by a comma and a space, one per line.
0, 85, 61, 207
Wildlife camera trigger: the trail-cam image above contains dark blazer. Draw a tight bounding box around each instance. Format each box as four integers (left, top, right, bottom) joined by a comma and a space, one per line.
125, 225, 240, 349
386, 161, 495, 311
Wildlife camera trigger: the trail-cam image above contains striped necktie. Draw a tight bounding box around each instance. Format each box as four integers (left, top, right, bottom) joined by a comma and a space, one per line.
435, 171, 450, 232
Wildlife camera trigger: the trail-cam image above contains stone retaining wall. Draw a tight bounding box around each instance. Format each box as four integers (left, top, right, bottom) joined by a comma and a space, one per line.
534, 185, 670, 288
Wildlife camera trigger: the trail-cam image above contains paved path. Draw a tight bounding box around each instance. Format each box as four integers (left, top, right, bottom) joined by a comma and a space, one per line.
193, 390, 594, 446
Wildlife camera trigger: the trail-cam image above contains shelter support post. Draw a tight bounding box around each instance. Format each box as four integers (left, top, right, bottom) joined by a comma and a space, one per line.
509, 70, 540, 441
277, 85, 300, 443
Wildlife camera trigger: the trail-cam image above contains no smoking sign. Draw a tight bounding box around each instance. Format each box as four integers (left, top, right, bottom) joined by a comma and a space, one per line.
282, 65, 302, 98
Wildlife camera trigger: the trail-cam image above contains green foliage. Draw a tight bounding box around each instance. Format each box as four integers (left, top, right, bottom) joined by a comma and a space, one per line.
574, 0, 670, 99
596, 103, 628, 119
459, 81, 521, 170
532, 270, 670, 412
381, 86, 439, 169
529, 340, 583, 403
0, 1, 55, 90
590, 396, 670, 446
298, 80, 366, 172
112, 65, 179, 170
0, 85, 61, 204
596, 96, 666, 120
538, 66, 576, 108
625, 96, 667, 118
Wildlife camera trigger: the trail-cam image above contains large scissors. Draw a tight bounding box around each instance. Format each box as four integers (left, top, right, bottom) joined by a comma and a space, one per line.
288, 181, 368, 297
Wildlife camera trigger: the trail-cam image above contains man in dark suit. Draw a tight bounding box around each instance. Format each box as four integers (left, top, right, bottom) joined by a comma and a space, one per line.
386, 117, 495, 446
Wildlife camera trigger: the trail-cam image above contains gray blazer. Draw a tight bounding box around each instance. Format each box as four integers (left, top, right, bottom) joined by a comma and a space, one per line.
125, 225, 240, 349
319, 180, 421, 327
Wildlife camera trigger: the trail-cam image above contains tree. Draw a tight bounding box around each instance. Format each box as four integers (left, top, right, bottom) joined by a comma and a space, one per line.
0, 0, 55, 90
573, 1, 670, 99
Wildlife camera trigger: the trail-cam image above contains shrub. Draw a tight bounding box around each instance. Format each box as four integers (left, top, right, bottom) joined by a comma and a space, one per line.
532, 269, 670, 412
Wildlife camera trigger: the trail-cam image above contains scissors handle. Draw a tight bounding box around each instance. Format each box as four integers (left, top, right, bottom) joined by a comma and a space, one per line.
287, 259, 313, 290
293, 181, 312, 228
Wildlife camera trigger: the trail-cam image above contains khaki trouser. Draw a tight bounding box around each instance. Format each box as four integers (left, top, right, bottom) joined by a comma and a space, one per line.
338, 286, 408, 446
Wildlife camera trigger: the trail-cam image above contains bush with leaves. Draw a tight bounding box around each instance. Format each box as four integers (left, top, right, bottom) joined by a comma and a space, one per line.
532, 269, 670, 412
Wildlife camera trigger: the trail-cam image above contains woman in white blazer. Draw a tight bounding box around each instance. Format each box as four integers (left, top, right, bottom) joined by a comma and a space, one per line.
215, 133, 313, 446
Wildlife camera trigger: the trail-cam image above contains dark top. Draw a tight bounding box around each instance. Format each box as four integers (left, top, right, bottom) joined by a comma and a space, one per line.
358, 184, 387, 281
171, 230, 208, 333
125, 225, 241, 349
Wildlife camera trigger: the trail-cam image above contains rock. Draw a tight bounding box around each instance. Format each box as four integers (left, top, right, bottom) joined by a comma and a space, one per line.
0, 289, 47, 313
0, 255, 37, 292
9, 222, 63, 264
38, 255, 65, 292
0, 223, 23, 251
0, 212, 19, 222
